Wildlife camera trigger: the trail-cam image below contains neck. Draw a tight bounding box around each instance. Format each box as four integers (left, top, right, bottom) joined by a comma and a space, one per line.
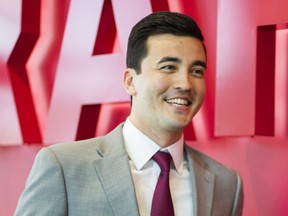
153, 133, 182, 148
129, 118, 183, 148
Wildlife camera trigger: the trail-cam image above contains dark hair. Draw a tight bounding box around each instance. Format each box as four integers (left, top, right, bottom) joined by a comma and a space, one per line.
126, 11, 205, 73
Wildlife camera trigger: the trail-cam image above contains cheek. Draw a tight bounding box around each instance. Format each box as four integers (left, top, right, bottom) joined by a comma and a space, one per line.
199, 82, 206, 95
194, 81, 206, 99
154, 75, 171, 91
145, 75, 169, 95
140, 80, 168, 109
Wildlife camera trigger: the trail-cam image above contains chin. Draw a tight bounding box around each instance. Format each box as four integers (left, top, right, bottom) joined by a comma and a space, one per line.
168, 120, 189, 131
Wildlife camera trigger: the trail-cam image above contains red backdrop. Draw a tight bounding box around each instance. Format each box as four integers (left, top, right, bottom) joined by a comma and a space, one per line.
0, 0, 288, 215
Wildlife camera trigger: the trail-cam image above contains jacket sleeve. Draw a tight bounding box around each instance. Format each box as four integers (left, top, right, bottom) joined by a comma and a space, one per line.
14, 148, 68, 216
232, 173, 244, 216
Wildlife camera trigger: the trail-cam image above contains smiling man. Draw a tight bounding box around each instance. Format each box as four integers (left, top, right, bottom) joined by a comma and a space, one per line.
124, 34, 206, 148
15, 11, 243, 216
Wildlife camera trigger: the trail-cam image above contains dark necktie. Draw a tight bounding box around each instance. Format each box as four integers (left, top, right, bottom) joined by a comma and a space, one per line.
151, 151, 174, 216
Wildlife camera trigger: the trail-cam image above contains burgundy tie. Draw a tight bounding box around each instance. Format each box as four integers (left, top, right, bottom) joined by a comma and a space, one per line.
151, 151, 174, 216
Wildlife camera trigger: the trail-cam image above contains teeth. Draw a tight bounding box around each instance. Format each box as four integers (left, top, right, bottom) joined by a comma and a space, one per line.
166, 98, 189, 106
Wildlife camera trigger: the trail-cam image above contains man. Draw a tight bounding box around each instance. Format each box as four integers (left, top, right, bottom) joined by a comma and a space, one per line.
15, 11, 243, 215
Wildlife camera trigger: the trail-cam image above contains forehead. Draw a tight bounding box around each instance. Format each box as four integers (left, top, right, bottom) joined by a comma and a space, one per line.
145, 34, 206, 60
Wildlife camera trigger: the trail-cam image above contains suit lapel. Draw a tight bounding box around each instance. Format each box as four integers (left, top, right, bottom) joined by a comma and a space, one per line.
185, 146, 215, 216
92, 125, 215, 215
92, 124, 139, 216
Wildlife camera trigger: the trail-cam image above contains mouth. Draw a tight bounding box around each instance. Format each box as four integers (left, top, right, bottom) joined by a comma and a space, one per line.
165, 98, 192, 106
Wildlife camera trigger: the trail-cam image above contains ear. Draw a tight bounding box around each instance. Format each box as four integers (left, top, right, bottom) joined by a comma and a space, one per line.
123, 68, 137, 96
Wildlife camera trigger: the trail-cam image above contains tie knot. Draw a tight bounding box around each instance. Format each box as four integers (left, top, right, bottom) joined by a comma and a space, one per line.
153, 151, 172, 172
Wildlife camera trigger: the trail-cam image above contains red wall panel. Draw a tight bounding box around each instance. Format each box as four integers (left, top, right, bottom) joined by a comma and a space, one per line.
0, 0, 288, 215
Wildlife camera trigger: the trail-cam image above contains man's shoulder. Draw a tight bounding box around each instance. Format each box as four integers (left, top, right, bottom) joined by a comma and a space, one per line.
185, 145, 239, 177
49, 136, 103, 152
35, 137, 103, 165
38, 123, 125, 162
46, 123, 125, 156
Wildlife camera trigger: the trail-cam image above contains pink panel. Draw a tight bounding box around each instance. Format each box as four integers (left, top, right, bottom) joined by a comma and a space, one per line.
76, 104, 101, 140
150, 0, 170, 11
255, 25, 276, 136
7, 0, 42, 143
275, 28, 288, 137
0, 65, 22, 145
26, 0, 70, 135
0, 145, 42, 215
44, 0, 152, 143
96, 102, 131, 136
93, 0, 117, 55
1, 1, 41, 143
215, 0, 288, 136
1, 1, 288, 215
0, 0, 69, 145
215, 1, 256, 136
183, 121, 196, 141
0, 0, 22, 144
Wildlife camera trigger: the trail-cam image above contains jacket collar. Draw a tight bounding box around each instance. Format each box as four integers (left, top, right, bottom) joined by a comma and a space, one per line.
92, 124, 215, 216
92, 124, 139, 216
185, 145, 215, 216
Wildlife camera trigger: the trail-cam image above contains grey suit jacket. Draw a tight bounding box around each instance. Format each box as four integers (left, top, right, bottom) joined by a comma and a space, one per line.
15, 123, 243, 216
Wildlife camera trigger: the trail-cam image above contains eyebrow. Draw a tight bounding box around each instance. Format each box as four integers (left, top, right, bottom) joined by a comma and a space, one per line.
157, 56, 207, 69
192, 60, 207, 69
157, 56, 181, 64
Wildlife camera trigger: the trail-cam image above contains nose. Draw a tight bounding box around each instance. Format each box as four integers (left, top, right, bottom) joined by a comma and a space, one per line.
174, 71, 193, 91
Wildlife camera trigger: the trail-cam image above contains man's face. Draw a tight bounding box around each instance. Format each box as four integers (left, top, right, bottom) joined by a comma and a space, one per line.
124, 34, 206, 138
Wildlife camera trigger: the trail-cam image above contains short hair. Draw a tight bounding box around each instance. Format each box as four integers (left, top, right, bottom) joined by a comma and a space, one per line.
126, 11, 205, 73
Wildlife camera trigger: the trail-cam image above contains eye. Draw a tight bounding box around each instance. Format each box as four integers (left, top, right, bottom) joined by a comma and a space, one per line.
159, 65, 177, 73
191, 67, 205, 78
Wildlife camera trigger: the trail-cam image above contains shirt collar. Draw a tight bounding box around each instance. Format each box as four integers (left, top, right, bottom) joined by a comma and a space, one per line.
122, 117, 184, 174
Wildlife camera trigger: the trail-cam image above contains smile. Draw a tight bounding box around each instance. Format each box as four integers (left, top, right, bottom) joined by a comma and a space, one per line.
165, 98, 191, 106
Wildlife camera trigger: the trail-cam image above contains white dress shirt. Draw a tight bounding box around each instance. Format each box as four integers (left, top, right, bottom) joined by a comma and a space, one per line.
122, 118, 193, 216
